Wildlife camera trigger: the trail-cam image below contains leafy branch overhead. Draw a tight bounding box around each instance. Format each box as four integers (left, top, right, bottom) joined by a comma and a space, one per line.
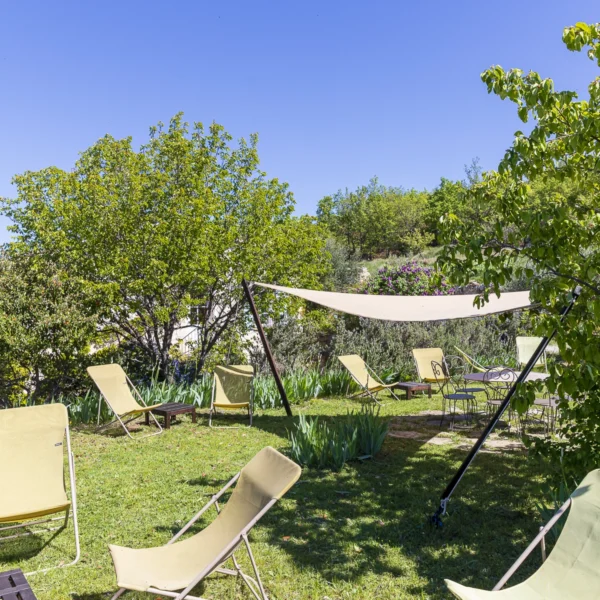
437, 22, 600, 484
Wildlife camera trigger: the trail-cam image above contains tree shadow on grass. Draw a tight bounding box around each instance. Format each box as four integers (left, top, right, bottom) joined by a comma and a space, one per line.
257, 435, 546, 598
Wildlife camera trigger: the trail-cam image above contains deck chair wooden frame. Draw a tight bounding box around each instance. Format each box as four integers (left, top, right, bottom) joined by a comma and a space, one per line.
337, 355, 401, 405
87, 364, 163, 440
446, 468, 600, 599
0, 404, 81, 576
109, 446, 301, 600
208, 365, 254, 428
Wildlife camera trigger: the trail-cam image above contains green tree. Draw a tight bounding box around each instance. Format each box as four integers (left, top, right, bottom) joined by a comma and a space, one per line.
317, 178, 433, 257
426, 177, 467, 242
437, 22, 600, 485
2, 114, 328, 378
0, 249, 97, 404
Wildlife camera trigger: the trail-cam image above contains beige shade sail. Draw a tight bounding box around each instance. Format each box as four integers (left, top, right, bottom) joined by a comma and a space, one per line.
109, 446, 301, 592
446, 468, 600, 599
88, 364, 156, 417
0, 404, 70, 522
213, 365, 254, 410
254, 283, 532, 322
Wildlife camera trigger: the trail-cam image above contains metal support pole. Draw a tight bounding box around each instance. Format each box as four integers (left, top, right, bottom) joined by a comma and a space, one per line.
242, 279, 293, 417
431, 287, 580, 527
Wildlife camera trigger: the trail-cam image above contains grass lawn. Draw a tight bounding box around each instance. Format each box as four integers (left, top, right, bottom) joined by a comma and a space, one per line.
0, 394, 551, 599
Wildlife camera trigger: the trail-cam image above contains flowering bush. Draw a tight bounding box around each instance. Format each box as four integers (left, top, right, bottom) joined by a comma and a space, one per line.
360, 262, 455, 296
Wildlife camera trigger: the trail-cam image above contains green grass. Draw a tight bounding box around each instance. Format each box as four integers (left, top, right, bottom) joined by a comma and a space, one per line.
0, 393, 551, 599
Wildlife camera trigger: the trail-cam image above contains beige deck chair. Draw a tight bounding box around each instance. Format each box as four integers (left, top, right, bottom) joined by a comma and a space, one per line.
413, 348, 486, 400
412, 348, 447, 382
337, 355, 401, 404
209, 365, 254, 428
446, 468, 600, 599
87, 364, 163, 439
516, 336, 547, 371
0, 404, 80, 574
453, 346, 494, 373
109, 446, 301, 600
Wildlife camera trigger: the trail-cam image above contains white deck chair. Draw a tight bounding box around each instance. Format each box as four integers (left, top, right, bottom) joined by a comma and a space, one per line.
209, 365, 254, 428
337, 355, 401, 404
516, 336, 547, 371
0, 403, 81, 575
446, 469, 600, 599
87, 364, 163, 440
109, 446, 301, 600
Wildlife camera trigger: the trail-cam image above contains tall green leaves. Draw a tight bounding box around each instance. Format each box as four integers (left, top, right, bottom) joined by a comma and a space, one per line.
288, 406, 389, 471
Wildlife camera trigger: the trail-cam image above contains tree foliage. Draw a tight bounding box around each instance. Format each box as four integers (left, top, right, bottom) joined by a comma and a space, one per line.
0, 249, 97, 404
2, 114, 328, 378
317, 178, 433, 257
438, 22, 600, 485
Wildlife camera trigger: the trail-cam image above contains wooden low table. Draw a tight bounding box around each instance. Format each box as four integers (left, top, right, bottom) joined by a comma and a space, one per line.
0, 569, 37, 600
393, 381, 432, 400
146, 402, 197, 429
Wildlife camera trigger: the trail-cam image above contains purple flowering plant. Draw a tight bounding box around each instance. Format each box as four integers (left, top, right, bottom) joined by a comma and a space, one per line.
359, 262, 455, 296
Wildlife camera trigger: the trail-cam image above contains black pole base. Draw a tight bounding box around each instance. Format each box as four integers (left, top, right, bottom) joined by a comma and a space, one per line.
430, 507, 444, 528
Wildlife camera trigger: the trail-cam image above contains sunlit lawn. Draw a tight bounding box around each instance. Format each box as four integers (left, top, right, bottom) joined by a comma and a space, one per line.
0, 394, 550, 599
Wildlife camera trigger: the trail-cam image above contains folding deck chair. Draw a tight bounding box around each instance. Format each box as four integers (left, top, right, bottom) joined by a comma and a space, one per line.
413, 348, 486, 398
87, 364, 163, 440
516, 336, 548, 371
209, 365, 254, 428
446, 468, 600, 599
109, 446, 301, 600
0, 404, 81, 575
337, 355, 401, 404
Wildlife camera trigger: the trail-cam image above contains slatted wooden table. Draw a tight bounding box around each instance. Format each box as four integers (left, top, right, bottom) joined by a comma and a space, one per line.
0, 569, 37, 600
392, 381, 432, 400
145, 402, 197, 429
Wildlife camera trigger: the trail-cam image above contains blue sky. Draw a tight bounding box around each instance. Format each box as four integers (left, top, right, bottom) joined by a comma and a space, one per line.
0, 1, 598, 243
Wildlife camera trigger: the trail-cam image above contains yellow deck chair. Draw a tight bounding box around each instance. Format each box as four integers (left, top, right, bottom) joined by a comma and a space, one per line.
209, 365, 254, 428
109, 446, 301, 600
446, 468, 600, 599
87, 364, 163, 439
412, 348, 447, 382
453, 346, 492, 373
337, 355, 401, 404
0, 404, 80, 574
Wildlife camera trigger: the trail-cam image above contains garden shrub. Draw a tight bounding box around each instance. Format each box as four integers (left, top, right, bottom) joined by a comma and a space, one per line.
359, 262, 455, 296
288, 405, 389, 471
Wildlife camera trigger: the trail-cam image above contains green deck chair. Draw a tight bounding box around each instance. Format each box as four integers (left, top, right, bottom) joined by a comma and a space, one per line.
446, 468, 600, 599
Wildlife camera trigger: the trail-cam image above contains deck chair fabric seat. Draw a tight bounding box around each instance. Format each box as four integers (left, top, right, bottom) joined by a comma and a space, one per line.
109, 447, 301, 599
209, 365, 254, 427
446, 469, 600, 600
337, 355, 401, 403
0, 403, 80, 573
412, 348, 447, 383
0, 404, 71, 523
87, 364, 163, 439
516, 337, 547, 370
